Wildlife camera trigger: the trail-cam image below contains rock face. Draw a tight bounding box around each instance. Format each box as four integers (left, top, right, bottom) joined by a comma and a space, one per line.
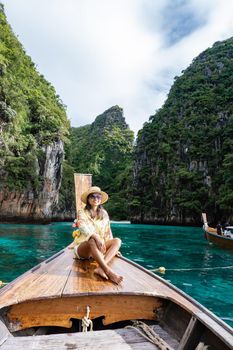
64, 105, 134, 220
91, 106, 129, 133
131, 37, 233, 226
0, 7, 69, 223
0, 141, 64, 223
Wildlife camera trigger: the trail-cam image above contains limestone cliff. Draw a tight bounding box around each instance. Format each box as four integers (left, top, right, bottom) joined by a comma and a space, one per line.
0, 141, 64, 222
0, 5, 69, 222
63, 105, 134, 220
131, 37, 233, 226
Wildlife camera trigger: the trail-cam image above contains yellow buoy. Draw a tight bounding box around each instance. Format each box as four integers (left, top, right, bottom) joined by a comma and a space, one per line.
158, 266, 166, 274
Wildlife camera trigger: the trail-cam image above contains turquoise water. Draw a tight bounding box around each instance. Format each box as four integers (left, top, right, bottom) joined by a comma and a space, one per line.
0, 222, 232, 327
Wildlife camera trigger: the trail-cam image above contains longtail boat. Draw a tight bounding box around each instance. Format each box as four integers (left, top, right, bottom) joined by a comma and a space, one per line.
202, 213, 233, 250
0, 179, 232, 349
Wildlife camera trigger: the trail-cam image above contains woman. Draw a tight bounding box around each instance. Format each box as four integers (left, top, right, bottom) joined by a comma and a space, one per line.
74, 186, 123, 284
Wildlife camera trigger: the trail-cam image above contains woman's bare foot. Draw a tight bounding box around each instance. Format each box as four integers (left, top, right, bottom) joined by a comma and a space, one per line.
94, 267, 108, 280
106, 268, 123, 284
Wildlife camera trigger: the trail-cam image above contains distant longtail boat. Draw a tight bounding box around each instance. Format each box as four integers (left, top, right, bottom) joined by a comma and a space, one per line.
202, 212, 233, 250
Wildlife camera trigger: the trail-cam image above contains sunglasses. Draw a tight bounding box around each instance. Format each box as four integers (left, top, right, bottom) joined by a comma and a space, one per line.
89, 194, 102, 200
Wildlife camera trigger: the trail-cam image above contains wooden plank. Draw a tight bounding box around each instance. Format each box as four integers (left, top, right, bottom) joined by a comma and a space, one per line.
1, 330, 133, 350
7, 295, 162, 331
63, 258, 122, 296
109, 258, 166, 293
117, 257, 202, 314
74, 173, 92, 216
195, 311, 233, 349
0, 249, 72, 309
22, 249, 72, 299
129, 343, 161, 350
0, 318, 11, 346
63, 254, 182, 298
0, 267, 39, 308
178, 316, 205, 350
116, 325, 178, 348
0, 326, 174, 350
152, 325, 179, 348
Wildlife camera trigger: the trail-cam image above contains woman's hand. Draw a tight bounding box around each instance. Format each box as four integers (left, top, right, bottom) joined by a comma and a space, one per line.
91, 234, 106, 254
96, 238, 106, 254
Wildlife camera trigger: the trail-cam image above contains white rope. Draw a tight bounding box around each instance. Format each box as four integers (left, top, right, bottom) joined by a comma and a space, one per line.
150, 265, 233, 273
126, 321, 173, 350
81, 306, 93, 332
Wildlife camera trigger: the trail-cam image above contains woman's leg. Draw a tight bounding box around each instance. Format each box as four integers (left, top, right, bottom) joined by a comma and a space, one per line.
77, 240, 108, 279
75, 241, 92, 259
103, 238, 121, 264
77, 238, 123, 284
94, 238, 123, 284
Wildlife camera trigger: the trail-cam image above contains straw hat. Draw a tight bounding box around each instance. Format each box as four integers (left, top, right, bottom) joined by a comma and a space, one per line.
81, 186, 108, 204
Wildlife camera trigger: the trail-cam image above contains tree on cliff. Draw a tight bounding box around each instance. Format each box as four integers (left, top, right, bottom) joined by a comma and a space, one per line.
131, 37, 233, 225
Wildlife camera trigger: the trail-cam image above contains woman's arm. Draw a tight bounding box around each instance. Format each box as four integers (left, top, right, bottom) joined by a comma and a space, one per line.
103, 210, 113, 241
107, 223, 113, 240
77, 209, 96, 241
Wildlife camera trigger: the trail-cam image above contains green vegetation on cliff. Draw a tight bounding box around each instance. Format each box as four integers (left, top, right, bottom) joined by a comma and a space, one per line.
65, 106, 134, 220
0, 5, 69, 192
132, 37, 233, 225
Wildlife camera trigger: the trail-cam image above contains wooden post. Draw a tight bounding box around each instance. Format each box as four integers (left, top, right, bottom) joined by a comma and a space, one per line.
202, 213, 207, 226
74, 173, 92, 217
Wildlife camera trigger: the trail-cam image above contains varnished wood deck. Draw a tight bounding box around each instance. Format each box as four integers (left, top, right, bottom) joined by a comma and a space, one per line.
0, 246, 233, 349
0, 246, 197, 309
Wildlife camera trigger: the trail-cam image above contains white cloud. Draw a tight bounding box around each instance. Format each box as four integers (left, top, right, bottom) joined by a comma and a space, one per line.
2, 0, 233, 136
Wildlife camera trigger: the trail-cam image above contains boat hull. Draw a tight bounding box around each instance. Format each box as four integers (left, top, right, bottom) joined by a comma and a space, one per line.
205, 229, 233, 250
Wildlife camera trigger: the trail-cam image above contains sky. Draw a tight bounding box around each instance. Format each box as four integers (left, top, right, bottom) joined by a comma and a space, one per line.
2, 0, 233, 136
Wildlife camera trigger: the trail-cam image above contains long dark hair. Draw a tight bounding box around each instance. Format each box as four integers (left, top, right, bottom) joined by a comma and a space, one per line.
85, 195, 104, 219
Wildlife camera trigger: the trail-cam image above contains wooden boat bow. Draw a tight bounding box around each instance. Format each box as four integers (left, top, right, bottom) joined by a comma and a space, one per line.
0, 245, 232, 350
0, 187, 232, 349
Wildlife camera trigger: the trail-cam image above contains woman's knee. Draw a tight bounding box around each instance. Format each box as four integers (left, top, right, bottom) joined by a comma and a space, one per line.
113, 237, 121, 248
88, 238, 96, 246
76, 241, 92, 258
88, 238, 98, 250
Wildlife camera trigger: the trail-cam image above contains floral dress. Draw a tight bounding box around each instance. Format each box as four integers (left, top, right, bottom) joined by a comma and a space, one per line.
74, 208, 113, 248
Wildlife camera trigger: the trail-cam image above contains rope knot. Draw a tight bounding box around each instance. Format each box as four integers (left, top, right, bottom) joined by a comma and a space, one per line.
81, 306, 93, 332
